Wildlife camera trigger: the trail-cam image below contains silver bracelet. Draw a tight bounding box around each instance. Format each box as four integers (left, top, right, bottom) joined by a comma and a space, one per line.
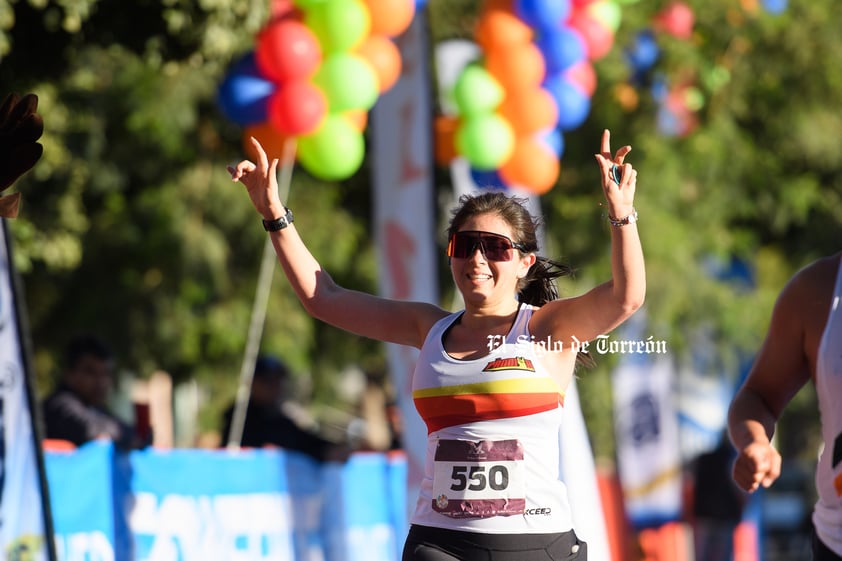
608, 208, 638, 227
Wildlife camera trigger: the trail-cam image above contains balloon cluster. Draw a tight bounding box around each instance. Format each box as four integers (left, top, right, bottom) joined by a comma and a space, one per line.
619, 1, 700, 137
436, 0, 622, 195
217, 0, 415, 180
622, 0, 786, 139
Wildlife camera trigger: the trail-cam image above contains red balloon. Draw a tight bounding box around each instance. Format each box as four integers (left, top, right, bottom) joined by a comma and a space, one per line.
654, 2, 695, 40
568, 9, 615, 61
255, 16, 322, 83
268, 80, 327, 135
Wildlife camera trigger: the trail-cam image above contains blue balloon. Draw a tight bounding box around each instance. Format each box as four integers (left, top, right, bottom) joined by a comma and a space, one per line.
469, 168, 508, 191
624, 30, 660, 73
540, 127, 565, 158
656, 105, 681, 137
650, 73, 670, 103
515, 0, 571, 32
536, 27, 586, 74
543, 74, 591, 131
217, 52, 276, 126
761, 0, 787, 13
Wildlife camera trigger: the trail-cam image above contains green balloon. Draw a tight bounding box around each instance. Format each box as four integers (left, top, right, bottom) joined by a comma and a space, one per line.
314, 52, 379, 112
297, 114, 365, 180
293, 0, 326, 8
588, 1, 622, 33
453, 64, 505, 117
455, 113, 515, 171
305, 0, 371, 53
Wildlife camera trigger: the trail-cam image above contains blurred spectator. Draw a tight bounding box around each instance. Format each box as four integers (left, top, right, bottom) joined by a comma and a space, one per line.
385, 399, 403, 451
692, 432, 745, 561
221, 355, 350, 463
42, 334, 142, 450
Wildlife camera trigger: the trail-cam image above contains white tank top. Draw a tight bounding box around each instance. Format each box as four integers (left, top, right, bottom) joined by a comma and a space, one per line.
814, 255, 842, 555
410, 303, 574, 534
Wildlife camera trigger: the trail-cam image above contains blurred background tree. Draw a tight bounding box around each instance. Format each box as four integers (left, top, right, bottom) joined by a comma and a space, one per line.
1, 0, 835, 461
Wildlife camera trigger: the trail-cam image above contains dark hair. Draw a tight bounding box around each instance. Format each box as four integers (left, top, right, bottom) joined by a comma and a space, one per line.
448, 192, 594, 368
447, 191, 573, 306
254, 355, 290, 380
63, 334, 113, 370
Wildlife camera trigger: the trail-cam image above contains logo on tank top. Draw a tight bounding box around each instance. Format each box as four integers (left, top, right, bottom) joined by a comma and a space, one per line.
482, 356, 535, 372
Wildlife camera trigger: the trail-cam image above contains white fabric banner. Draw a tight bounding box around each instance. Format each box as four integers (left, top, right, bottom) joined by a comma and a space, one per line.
0, 220, 53, 561
612, 313, 683, 527
370, 10, 438, 513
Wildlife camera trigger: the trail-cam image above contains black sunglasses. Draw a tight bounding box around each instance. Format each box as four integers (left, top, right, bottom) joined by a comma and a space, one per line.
447, 230, 527, 262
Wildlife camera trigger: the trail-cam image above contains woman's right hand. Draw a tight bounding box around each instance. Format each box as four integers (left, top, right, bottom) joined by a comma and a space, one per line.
732, 439, 782, 492
227, 136, 287, 220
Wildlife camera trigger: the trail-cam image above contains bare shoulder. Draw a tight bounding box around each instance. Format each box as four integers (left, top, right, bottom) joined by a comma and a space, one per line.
782, 253, 840, 304
777, 252, 840, 333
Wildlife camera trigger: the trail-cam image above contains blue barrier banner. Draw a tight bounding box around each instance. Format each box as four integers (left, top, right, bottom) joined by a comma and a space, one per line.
321, 453, 407, 561
45, 440, 117, 561
130, 447, 317, 561
44, 446, 409, 561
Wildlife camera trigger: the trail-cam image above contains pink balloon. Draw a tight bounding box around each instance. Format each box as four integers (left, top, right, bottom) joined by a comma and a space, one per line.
567, 9, 614, 60
654, 2, 694, 40
255, 16, 323, 83
564, 59, 597, 97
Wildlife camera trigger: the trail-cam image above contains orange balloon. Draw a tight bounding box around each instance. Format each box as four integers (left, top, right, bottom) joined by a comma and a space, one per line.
243, 122, 296, 164
499, 88, 559, 135
484, 42, 546, 92
434, 115, 459, 166
475, 4, 533, 51
344, 109, 369, 131
356, 34, 402, 93
499, 136, 560, 195
365, 0, 415, 37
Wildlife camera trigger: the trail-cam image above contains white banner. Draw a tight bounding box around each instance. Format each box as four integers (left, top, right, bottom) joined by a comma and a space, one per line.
370, 10, 438, 513
0, 220, 54, 561
612, 313, 682, 527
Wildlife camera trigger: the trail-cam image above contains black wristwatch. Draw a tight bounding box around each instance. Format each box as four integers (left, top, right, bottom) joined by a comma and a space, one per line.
262, 208, 294, 232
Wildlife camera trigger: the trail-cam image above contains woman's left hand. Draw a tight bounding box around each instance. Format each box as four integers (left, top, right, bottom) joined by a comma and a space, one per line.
594, 129, 637, 220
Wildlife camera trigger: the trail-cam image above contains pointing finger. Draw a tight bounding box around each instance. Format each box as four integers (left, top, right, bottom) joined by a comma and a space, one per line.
600, 129, 611, 157
249, 136, 269, 171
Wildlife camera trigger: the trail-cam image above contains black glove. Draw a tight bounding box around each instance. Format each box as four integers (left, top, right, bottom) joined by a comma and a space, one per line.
0, 92, 44, 217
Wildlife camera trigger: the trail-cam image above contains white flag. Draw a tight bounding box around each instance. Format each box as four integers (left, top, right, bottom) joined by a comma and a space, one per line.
0, 219, 55, 561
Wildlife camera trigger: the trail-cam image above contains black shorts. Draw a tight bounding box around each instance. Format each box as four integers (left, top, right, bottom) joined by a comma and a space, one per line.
402, 524, 587, 561
813, 529, 842, 561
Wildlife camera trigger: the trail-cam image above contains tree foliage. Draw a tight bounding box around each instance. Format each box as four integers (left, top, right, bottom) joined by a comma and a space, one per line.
2, 0, 837, 457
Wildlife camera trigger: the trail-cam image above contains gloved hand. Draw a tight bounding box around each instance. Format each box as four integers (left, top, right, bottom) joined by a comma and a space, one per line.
0, 92, 44, 217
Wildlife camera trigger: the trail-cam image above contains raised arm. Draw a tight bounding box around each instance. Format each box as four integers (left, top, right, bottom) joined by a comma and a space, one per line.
531, 129, 646, 344
228, 137, 446, 348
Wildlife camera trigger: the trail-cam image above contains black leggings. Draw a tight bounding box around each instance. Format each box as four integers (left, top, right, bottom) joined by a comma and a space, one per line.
813, 530, 842, 561
402, 524, 587, 561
